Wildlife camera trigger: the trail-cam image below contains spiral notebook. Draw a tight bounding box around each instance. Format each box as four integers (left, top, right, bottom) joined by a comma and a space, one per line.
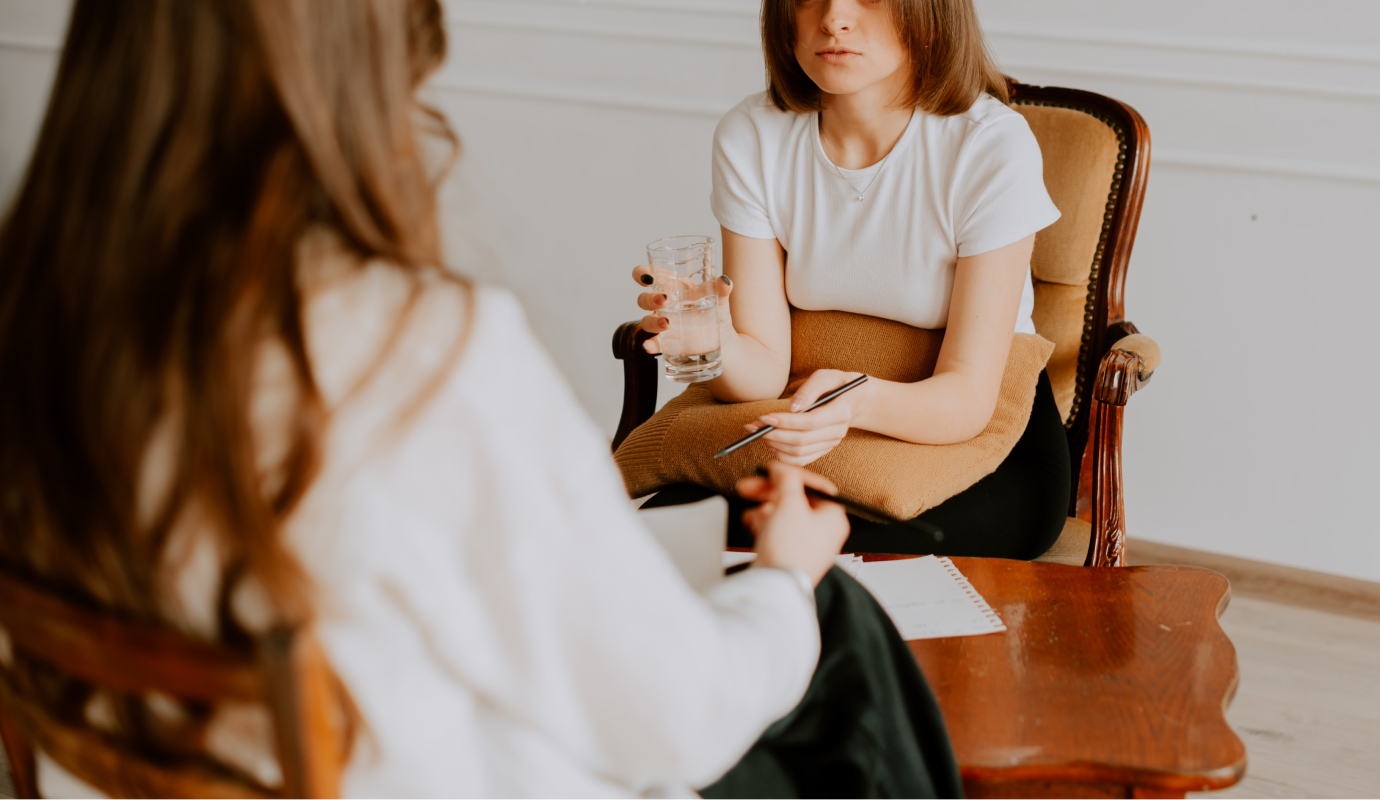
640, 498, 1003, 640
853, 556, 1006, 640
718, 551, 1005, 640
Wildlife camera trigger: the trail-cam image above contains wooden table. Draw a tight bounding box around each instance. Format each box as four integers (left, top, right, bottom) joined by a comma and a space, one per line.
908, 558, 1247, 798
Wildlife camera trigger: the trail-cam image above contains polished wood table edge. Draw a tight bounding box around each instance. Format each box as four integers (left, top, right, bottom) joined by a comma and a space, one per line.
959, 758, 1247, 794
911, 558, 1248, 794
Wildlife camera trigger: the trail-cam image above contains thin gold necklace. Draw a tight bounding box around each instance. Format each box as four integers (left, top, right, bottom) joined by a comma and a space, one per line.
819, 118, 901, 202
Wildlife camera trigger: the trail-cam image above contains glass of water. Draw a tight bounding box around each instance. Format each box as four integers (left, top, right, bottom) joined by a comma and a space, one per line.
647, 235, 722, 383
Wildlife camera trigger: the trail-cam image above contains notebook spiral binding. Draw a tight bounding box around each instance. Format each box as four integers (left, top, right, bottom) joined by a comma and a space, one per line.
937, 557, 1007, 631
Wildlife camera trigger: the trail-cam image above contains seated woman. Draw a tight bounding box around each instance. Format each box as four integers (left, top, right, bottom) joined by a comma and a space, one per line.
0, 0, 956, 797
637, 0, 1070, 560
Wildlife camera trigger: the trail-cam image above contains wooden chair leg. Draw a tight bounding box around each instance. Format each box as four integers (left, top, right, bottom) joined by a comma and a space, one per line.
1086, 395, 1128, 567
1085, 345, 1148, 567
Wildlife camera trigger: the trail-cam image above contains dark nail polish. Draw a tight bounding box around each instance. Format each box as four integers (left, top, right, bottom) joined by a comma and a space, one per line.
722, 276, 732, 287
657, 294, 667, 303
639, 274, 654, 285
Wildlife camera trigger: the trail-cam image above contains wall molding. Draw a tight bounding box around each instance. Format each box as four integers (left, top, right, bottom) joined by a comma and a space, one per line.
452, 3, 1380, 67
1003, 59, 1380, 104
431, 72, 732, 117
1155, 148, 1380, 186
447, 0, 757, 16
984, 22, 1380, 69
443, 11, 1380, 104
445, 11, 756, 48
0, 32, 58, 52
435, 74, 1380, 186
7, 10, 1376, 104
8, 8, 1377, 187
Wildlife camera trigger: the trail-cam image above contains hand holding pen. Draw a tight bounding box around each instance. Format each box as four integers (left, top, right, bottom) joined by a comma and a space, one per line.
716, 373, 869, 462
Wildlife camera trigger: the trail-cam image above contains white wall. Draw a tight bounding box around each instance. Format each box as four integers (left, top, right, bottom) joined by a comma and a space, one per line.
1, 0, 1377, 582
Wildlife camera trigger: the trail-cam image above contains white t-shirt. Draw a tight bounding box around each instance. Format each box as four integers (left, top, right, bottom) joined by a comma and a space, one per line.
711, 91, 1061, 334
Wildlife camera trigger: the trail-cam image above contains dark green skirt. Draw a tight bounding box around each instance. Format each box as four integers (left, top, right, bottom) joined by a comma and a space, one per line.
700, 567, 963, 799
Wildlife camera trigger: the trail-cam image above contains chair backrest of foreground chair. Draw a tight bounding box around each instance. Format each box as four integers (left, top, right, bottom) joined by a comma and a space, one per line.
0, 566, 346, 798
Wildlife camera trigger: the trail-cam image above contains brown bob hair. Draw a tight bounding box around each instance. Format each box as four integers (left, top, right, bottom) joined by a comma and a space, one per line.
0, 0, 452, 758
762, 0, 1009, 116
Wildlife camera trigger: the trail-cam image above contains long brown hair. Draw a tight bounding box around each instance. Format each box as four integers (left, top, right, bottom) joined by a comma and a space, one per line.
0, 0, 448, 658
762, 0, 1008, 115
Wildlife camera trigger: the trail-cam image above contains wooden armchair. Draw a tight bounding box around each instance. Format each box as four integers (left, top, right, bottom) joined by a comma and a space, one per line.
612, 82, 1157, 568
0, 567, 345, 798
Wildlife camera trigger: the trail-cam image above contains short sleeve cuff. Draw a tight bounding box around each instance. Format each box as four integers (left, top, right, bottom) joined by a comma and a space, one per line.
956, 202, 1062, 258
711, 198, 778, 241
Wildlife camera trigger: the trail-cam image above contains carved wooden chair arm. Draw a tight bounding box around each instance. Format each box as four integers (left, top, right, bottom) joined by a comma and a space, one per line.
1095, 322, 1160, 407
1086, 321, 1160, 567
611, 321, 659, 452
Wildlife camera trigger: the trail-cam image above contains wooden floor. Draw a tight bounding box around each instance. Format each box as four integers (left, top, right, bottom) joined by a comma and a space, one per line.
1195, 594, 1380, 798
2, 586, 1378, 799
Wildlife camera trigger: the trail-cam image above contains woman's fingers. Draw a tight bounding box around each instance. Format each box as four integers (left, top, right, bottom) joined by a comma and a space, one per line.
768, 437, 841, 457
637, 292, 669, 311
763, 461, 806, 504
632, 264, 655, 286
639, 313, 669, 335
734, 475, 771, 501
760, 423, 847, 447
757, 403, 850, 434
638, 312, 666, 354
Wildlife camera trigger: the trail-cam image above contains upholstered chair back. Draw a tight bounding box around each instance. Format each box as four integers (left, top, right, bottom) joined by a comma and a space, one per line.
1014, 100, 1129, 425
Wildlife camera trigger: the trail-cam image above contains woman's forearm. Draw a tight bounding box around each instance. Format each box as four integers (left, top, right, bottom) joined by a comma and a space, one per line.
705, 325, 790, 402
852, 373, 995, 445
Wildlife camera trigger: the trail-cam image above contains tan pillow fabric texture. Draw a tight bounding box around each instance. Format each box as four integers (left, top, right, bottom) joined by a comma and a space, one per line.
614, 309, 1054, 521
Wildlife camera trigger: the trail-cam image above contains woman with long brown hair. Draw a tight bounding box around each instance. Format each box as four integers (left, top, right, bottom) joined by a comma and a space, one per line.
0, 1, 958, 796
635, 0, 1070, 560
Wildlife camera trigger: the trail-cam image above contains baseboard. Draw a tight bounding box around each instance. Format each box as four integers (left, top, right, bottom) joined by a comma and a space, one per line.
1128, 540, 1380, 623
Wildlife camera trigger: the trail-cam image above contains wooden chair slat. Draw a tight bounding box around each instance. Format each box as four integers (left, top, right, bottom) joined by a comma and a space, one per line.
0, 570, 263, 703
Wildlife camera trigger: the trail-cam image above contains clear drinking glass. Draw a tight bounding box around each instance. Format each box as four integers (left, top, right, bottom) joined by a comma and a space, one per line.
647, 235, 722, 383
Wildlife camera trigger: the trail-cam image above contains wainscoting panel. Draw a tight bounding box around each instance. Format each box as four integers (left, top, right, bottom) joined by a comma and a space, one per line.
0, 0, 1377, 582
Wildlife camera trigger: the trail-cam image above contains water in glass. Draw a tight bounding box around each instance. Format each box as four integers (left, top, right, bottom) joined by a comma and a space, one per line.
647, 235, 722, 383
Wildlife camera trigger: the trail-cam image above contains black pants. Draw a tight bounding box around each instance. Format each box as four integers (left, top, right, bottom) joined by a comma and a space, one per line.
701, 567, 962, 799
644, 371, 1070, 560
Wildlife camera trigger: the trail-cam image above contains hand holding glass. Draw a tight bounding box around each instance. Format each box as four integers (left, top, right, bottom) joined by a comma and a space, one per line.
646, 235, 722, 383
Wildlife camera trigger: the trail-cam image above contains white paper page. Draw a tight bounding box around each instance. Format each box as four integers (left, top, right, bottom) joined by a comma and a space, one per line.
855, 556, 1005, 640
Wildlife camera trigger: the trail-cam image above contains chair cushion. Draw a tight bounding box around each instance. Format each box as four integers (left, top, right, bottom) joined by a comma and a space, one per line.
1031, 280, 1090, 423
614, 309, 1054, 521
1017, 104, 1123, 288
1014, 103, 1122, 425
1034, 517, 1092, 566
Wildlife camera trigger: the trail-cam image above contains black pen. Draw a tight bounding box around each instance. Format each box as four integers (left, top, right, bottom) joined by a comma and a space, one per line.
748, 466, 944, 541
714, 374, 870, 459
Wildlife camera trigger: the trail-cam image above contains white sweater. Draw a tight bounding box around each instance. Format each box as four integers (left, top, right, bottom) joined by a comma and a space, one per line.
38, 237, 819, 798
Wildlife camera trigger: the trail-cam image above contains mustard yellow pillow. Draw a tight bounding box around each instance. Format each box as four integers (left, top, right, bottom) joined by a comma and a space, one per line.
614, 309, 1055, 521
